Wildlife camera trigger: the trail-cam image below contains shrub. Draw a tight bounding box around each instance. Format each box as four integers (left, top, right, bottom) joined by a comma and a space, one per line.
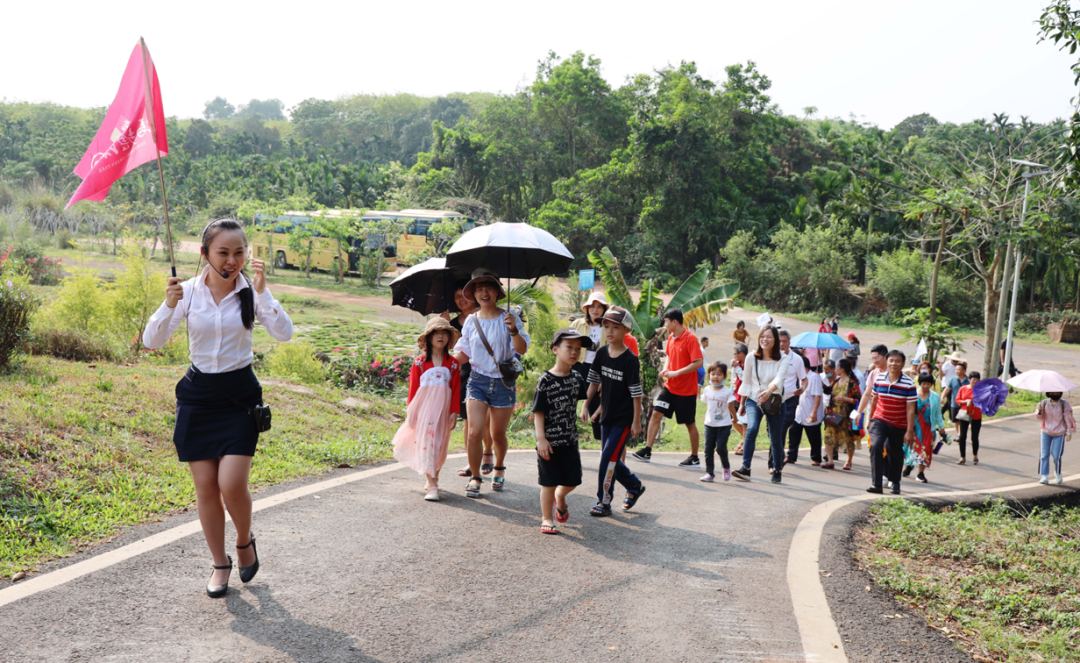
0, 241, 63, 285
110, 245, 167, 349
0, 269, 39, 368
1014, 310, 1080, 335
267, 341, 327, 385
867, 248, 983, 324
328, 347, 411, 394
55, 228, 78, 250
38, 269, 112, 335
354, 251, 381, 287
27, 327, 120, 362
523, 305, 566, 376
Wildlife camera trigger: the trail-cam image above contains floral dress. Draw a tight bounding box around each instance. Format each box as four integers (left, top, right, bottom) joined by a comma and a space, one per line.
391, 355, 460, 477
905, 391, 943, 468
823, 376, 862, 453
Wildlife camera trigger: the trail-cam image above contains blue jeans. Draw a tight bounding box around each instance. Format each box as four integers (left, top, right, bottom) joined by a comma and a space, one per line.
597, 426, 643, 507
742, 398, 786, 472
1039, 432, 1065, 476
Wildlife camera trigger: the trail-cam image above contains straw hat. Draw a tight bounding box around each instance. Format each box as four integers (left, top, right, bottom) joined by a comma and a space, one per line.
417, 316, 461, 351
463, 268, 506, 303
581, 291, 609, 312
943, 351, 965, 363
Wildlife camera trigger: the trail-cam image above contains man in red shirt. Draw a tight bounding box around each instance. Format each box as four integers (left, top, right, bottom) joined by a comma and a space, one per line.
632, 308, 704, 466
866, 349, 917, 495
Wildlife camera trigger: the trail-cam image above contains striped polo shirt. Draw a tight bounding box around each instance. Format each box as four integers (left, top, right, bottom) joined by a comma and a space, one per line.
871, 371, 917, 428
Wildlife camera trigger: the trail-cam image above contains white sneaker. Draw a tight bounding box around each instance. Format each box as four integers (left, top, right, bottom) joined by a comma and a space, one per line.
699, 474, 715, 483
1055, 474, 1064, 485
424, 487, 441, 501
1039, 476, 1049, 485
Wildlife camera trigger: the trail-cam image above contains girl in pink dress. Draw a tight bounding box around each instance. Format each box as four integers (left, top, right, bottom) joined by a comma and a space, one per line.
392, 317, 461, 501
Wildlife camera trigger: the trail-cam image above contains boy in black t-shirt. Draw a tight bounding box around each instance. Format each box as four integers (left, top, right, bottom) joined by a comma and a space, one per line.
532, 328, 594, 535
583, 306, 646, 516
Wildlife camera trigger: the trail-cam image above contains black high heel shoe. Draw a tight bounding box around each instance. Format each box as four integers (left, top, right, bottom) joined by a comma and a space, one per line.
206, 556, 232, 598
237, 533, 259, 583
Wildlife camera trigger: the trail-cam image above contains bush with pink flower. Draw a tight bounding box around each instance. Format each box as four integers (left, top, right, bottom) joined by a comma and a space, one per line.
0, 243, 63, 286
328, 347, 412, 394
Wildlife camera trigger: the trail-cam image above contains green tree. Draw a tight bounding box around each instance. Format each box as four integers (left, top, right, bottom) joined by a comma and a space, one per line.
203, 97, 235, 120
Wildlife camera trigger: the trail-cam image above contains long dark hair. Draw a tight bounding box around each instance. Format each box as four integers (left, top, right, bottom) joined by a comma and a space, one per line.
201, 219, 254, 330
754, 326, 782, 361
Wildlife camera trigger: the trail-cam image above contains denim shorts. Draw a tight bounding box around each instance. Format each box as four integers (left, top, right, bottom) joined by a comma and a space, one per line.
466, 373, 516, 409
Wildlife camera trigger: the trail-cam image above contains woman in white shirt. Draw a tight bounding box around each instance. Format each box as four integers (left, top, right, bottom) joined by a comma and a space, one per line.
454, 268, 530, 498
732, 326, 790, 483
143, 219, 294, 599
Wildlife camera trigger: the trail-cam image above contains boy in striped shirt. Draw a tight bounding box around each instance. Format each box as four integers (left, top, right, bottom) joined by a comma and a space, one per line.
866, 349, 917, 495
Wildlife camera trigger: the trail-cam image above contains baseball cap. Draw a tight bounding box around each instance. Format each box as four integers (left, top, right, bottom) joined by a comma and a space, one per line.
601, 306, 634, 330
551, 327, 595, 350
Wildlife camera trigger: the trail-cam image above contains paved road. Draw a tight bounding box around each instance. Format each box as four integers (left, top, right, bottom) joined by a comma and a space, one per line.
3, 412, 1076, 662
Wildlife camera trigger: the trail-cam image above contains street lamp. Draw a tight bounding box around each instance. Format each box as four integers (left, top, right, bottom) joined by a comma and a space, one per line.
1001, 159, 1053, 379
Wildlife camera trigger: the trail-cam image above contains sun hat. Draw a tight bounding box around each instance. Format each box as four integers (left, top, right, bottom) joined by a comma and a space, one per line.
551, 327, 595, 350
581, 291, 609, 312
462, 268, 506, 303
416, 316, 461, 351
601, 305, 634, 330
944, 351, 965, 363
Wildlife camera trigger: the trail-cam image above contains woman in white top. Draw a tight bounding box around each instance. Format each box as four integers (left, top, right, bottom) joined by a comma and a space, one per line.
454, 268, 530, 498
732, 326, 790, 483
143, 219, 294, 599
570, 291, 608, 440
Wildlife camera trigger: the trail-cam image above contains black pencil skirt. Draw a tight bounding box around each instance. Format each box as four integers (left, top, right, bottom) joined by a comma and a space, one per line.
173, 364, 263, 463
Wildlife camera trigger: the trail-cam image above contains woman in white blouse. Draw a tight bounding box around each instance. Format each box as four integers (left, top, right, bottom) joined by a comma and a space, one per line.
732, 326, 790, 484
143, 219, 294, 598
453, 268, 529, 498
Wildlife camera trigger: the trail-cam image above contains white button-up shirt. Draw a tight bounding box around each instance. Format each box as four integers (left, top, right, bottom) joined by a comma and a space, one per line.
143, 266, 294, 373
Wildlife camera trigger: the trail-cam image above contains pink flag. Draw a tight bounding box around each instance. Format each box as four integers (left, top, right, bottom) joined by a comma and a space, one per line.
66, 40, 168, 208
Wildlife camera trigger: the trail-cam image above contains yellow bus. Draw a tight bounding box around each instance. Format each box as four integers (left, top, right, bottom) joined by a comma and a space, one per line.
250, 209, 474, 273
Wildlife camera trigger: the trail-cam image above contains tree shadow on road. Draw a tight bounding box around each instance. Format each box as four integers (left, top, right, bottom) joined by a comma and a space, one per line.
227, 584, 384, 663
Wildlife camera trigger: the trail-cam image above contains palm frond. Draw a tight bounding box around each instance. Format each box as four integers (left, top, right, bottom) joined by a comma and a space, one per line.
501, 282, 554, 317
681, 282, 741, 329
587, 247, 634, 310
667, 266, 711, 312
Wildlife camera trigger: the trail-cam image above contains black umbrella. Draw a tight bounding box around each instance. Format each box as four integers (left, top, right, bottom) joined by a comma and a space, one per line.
389, 258, 469, 315
444, 223, 574, 300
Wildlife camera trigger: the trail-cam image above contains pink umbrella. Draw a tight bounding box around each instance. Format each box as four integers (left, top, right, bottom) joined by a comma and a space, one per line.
1007, 370, 1078, 393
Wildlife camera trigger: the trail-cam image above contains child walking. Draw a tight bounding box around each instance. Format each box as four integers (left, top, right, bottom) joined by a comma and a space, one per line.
699, 362, 737, 482
1036, 392, 1075, 484
392, 317, 461, 501
583, 306, 646, 516
533, 328, 593, 534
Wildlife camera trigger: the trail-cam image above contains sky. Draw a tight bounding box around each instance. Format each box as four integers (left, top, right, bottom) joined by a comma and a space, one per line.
1, 0, 1075, 130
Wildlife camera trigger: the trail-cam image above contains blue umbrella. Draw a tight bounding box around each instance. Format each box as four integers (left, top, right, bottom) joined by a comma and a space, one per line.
789, 332, 852, 350
973, 378, 1009, 417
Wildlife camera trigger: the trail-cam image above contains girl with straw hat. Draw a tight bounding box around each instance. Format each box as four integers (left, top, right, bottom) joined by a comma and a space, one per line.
391, 317, 462, 501
571, 291, 609, 439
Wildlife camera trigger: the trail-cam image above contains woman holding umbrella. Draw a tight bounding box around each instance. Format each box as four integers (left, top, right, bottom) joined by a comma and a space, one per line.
1008, 370, 1078, 485
454, 268, 530, 498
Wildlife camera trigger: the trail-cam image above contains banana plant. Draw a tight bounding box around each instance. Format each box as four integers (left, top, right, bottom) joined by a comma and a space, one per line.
588, 246, 740, 426
587, 246, 739, 346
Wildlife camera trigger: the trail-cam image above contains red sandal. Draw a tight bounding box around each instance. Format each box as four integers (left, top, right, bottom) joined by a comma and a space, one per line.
554, 498, 569, 523
540, 523, 559, 535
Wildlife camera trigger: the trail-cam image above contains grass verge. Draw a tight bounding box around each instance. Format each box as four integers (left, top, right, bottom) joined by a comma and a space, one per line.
856, 498, 1080, 663
0, 356, 407, 577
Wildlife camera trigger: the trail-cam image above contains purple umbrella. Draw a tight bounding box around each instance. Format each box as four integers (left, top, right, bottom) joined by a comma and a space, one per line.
973, 378, 1009, 417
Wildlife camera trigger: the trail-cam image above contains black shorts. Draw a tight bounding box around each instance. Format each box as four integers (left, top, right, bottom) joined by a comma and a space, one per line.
653, 388, 697, 425
949, 405, 960, 422
537, 444, 583, 487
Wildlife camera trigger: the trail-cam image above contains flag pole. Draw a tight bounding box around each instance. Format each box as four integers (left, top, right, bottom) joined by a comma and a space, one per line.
139, 37, 176, 278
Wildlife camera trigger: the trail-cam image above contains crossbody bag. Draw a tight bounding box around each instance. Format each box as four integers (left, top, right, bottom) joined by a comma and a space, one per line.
472, 314, 523, 387
754, 358, 783, 416
188, 365, 273, 433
